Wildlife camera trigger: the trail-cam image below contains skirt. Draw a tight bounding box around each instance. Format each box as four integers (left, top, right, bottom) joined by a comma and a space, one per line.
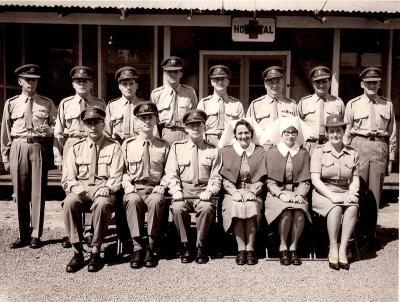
312, 188, 359, 217
264, 191, 311, 225
222, 193, 263, 232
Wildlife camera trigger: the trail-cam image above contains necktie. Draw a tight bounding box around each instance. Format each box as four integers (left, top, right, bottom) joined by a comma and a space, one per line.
25, 97, 33, 130
89, 143, 98, 185
192, 144, 199, 185
123, 102, 131, 139
272, 100, 278, 121
172, 90, 180, 125
142, 140, 151, 179
369, 100, 378, 132
79, 98, 87, 133
217, 98, 225, 130
318, 97, 325, 137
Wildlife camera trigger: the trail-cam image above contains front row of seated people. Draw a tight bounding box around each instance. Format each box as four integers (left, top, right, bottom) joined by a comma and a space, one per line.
61, 102, 359, 273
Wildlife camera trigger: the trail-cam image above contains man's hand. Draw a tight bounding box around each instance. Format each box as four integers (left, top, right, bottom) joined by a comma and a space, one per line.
243, 191, 256, 202
293, 195, 304, 204
330, 194, 344, 204
388, 160, 393, 174
124, 185, 137, 195
279, 193, 292, 203
71, 185, 86, 196
199, 190, 212, 201
93, 186, 110, 199
3, 162, 10, 173
172, 191, 184, 202
152, 185, 165, 195
232, 191, 243, 202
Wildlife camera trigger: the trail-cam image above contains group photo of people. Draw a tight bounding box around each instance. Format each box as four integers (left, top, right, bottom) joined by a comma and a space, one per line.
1, 54, 396, 274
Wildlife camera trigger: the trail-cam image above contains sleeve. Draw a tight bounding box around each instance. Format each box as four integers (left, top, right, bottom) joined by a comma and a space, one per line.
310, 147, 323, 174
292, 102, 299, 116
294, 180, 311, 197
222, 177, 237, 195
190, 89, 199, 109
48, 100, 57, 128
206, 148, 222, 195
104, 104, 113, 138
105, 144, 124, 192
266, 178, 283, 197
0, 100, 12, 163
343, 102, 353, 146
159, 144, 171, 188
61, 146, 81, 193
245, 102, 254, 119
249, 181, 264, 195
197, 99, 205, 111
388, 102, 397, 161
54, 100, 66, 139
297, 99, 304, 120
163, 144, 183, 194
121, 141, 135, 190
238, 102, 245, 119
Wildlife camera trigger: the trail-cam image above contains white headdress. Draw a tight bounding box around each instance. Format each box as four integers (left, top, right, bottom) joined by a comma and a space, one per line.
217, 118, 264, 148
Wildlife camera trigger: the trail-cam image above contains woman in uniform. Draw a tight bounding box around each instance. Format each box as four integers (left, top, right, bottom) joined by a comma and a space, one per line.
218, 119, 267, 265
264, 116, 311, 266
311, 114, 359, 270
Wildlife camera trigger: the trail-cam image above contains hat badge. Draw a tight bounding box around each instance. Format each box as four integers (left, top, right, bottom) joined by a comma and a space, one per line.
170, 59, 176, 65
79, 69, 84, 74
317, 69, 323, 75
332, 117, 337, 123
216, 68, 222, 73
30, 67, 34, 72
89, 111, 94, 116
144, 105, 149, 110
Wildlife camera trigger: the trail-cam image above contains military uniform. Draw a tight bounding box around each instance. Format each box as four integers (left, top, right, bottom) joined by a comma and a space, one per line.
343, 67, 397, 241
246, 66, 297, 130
62, 107, 123, 272
1, 64, 57, 248
164, 110, 221, 263
150, 56, 198, 143
121, 101, 170, 268
54, 66, 106, 164
198, 65, 245, 146
298, 66, 345, 154
104, 66, 146, 144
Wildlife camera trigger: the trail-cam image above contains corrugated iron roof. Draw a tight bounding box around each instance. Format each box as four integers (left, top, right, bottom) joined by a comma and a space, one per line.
0, 0, 399, 14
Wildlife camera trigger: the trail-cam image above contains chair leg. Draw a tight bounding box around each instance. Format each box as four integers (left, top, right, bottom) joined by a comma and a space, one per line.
353, 229, 360, 261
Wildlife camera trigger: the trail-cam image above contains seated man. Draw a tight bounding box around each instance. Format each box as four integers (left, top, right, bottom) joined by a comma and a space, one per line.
164, 109, 221, 264
121, 101, 170, 269
61, 106, 124, 273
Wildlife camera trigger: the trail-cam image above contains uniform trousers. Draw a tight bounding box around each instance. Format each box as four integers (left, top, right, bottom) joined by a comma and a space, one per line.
10, 139, 49, 240
123, 184, 167, 245
162, 127, 186, 144
63, 187, 116, 246
351, 135, 388, 236
170, 185, 216, 247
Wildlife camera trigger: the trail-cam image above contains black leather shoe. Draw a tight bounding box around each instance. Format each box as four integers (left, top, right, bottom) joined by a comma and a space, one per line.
9, 238, 30, 249
84, 235, 93, 248
144, 249, 158, 268
87, 253, 102, 272
235, 250, 247, 265
61, 237, 72, 248
279, 250, 291, 266
246, 251, 258, 265
180, 243, 192, 263
339, 262, 350, 270
130, 250, 144, 269
66, 253, 84, 273
30, 237, 42, 249
290, 250, 302, 266
195, 247, 209, 264
329, 261, 340, 270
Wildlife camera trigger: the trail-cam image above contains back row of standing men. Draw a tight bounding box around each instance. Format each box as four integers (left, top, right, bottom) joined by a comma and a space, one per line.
0, 56, 396, 269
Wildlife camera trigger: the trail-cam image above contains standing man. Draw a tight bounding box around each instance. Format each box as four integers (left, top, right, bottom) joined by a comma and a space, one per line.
151, 56, 198, 144
55, 66, 106, 248
298, 66, 345, 154
164, 109, 221, 264
1, 64, 57, 249
104, 66, 146, 144
197, 65, 245, 146
344, 67, 397, 248
121, 101, 170, 269
62, 106, 124, 273
246, 66, 298, 131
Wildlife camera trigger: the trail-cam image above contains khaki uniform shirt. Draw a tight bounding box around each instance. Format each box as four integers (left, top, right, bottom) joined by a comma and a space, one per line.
1, 93, 57, 163
298, 94, 345, 139
54, 94, 106, 139
150, 84, 198, 128
343, 94, 397, 160
121, 135, 170, 189
61, 136, 123, 193
104, 96, 145, 141
310, 143, 359, 182
164, 138, 221, 195
246, 94, 298, 129
197, 93, 245, 135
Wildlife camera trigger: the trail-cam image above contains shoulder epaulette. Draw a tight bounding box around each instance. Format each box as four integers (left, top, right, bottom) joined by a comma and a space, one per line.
151, 86, 165, 94
201, 95, 213, 102
137, 97, 147, 102
204, 140, 217, 148
95, 97, 106, 103
104, 136, 118, 144
108, 98, 120, 104
299, 95, 313, 101
252, 95, 266, 103
284, 97, 296, 103
172, 139, 188, 146
37, 94, 53, 102
380, 96, 391, 102
154, 136, 169, 145
124, 136, 137, 144
228, 95, 240, 102
61, 95, 74, 102
6, 95, 19, 103
348, 96, 361, 108
72, 138, 86, 147
181, 84, 195, 91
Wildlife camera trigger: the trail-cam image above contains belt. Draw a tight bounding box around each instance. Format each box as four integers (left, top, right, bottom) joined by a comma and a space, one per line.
322, 178, 350, 186
352, 133, 387, 142
13, 137, 51, 144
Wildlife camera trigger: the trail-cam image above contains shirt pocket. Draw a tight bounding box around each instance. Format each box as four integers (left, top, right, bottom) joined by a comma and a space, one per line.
225, 106, 241, 121
98, 154, 112, 177
178, 98, 193, 119
321, 156, 335, 178
378, 109, 390, 130
76, 158, 91, 179
32, 109, 49, 128
353, 111, 368, 130
255, 111, 270, 123
10, 110, 24, 121
205, 105, 218, 127
301, 108, 316, 121
200, 157, 213, 179
177, 158, 190, 175
65, 109, 81, 129
342, 161, 355, 179
157, 99, 171, 122
126, 153, 142, 174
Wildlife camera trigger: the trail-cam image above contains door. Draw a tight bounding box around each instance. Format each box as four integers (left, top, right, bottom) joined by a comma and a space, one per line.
200, 51, 291, 111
